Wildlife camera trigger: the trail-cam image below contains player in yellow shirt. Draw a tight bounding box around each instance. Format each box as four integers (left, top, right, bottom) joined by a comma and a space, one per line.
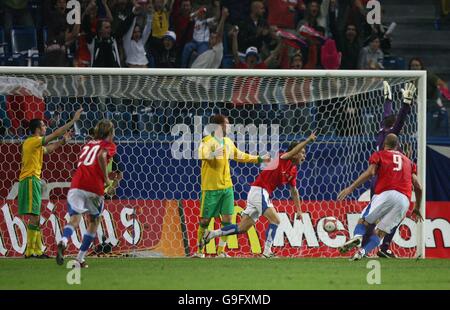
195, 114, 270, 257
19, 108, 83, 258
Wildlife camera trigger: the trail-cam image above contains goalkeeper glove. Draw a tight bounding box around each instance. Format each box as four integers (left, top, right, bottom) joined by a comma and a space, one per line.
383, 81, 392, 100
401, 82, 417, 105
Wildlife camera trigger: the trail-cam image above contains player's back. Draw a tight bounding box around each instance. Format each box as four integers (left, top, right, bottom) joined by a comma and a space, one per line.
71, 139, 116, 196
370, 150, 414, 199
252, 153, 297, 195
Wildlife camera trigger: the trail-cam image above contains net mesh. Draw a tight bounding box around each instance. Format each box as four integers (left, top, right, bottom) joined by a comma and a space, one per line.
0, 71, 421, 258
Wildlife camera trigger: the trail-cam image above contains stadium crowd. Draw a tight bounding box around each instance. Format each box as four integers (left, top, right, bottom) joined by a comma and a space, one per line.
0, 0, 411, 69
0, 0, 449, 138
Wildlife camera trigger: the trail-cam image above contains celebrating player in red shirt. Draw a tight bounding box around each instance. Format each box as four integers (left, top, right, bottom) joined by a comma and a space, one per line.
56, 120, 121, 268
337, 134, 423, 260
202, 132, 316, 258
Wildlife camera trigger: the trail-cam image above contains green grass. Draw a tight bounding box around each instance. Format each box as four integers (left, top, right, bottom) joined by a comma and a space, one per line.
0, 258, 449, 290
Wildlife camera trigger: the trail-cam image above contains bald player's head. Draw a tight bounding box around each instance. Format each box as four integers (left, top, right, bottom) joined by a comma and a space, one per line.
384, 133, 399, 150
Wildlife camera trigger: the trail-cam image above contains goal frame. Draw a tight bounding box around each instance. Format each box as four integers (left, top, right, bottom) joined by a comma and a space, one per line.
0, 67, 427, 258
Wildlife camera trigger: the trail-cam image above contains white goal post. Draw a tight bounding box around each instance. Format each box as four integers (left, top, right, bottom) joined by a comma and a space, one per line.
0, 67, 426, 259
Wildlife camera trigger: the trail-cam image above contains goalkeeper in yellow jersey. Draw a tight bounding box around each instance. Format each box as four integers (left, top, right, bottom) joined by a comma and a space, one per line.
18, 108, 83, 258
195, 114, 270, 258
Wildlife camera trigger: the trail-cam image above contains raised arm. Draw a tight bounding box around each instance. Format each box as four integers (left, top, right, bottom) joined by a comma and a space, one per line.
123, 16, 137, 45
216, 7, 229, 43
264, 39, 283, 67
230, 26, 240, 65
102, 0, 114, 22
280, 132, 316, 160
337, 164, 377, 200
44, 108, 83, 145
142, 13, 153, 43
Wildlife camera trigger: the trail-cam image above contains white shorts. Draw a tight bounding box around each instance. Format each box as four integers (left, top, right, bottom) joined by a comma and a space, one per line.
360, 190, 409, 234
241, 186, 274, 222
67, 188, 104, 217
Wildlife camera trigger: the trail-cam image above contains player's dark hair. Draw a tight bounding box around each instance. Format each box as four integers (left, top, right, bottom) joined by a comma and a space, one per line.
210, 114, 228, 125
383, 115, 396, 129
93, 120, 114, 140
28, 119, 43, 134
384, 133, 398, 150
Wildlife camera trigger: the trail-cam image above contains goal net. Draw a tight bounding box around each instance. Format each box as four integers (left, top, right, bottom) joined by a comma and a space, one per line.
0, 68, 426, 259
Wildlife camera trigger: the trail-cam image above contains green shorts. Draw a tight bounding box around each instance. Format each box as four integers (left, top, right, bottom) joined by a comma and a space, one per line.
18, 176, 42, 216
200, 187, 234, 219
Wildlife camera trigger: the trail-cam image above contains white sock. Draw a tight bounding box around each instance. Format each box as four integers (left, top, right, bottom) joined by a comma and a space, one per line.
77, 250, 87, 263
61, 237, 68, 247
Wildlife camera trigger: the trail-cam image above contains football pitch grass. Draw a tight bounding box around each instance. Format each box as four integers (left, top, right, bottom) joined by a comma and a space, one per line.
1, 258, 449, 290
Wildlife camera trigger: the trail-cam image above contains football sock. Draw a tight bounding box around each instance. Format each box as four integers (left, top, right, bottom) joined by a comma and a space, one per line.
61, 225, 75, 247
77, 233, 95, 262
197, 224, 207, 253
362, 234, 381, 254
25, 224, 39, 257
353, 223, 367, 238
217, 222, 231, 255
34, 229, 43, 255
380, 225, 397, 252
264, 223, 278, 254
219, 224, 239, 236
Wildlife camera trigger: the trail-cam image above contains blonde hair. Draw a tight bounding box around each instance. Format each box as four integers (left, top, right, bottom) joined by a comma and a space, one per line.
93, 120, 114, 140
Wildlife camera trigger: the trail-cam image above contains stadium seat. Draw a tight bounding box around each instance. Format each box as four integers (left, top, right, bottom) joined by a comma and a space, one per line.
10, 27, 39, 66
383, 56, 406, 70
0, 27, 8, 65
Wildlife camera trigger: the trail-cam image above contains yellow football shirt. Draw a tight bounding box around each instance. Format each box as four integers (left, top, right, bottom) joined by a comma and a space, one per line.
152, 10, 169, 39
199, 135, 260, 191
19, 136, 45, 181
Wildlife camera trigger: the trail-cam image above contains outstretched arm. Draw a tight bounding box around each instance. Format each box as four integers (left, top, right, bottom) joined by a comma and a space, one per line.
290, 185, 303, 219
231, 141, 269, 164
411, 173, 424, 222
44, 130, 73, 154
280, 131, 316, 160
44, 108, 83, 145
337, 164, 377, 200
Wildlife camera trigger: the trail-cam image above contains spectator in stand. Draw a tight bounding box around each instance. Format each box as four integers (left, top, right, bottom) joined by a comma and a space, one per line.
110, 0, 133, 35
122, 2, 153, 67
297, 0, 322, 30
170, 0, 194, 51
231, 26, 282, 70
154, 30, 180, 67
221, 0, 251, 26
76, 0, 113, 67
1, 0, 34, 42
181, 2, 220, 68
339, 23, 361, 69
290, 51, 304, 69
42, 0, 80, 66
191, 7, 228, 69
358, 35, 383, 70
148, 0, 174, 54
84, 18, 121, 67
267, 0, 305, 31
409, 57, 450, 111
238, 0, 270, 52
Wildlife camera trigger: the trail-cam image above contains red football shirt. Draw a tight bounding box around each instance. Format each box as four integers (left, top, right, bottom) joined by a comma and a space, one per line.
71, 140, 117, 195
369, 150, 414, 199
267, 0, 302, 29
251, 153, 298, 195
